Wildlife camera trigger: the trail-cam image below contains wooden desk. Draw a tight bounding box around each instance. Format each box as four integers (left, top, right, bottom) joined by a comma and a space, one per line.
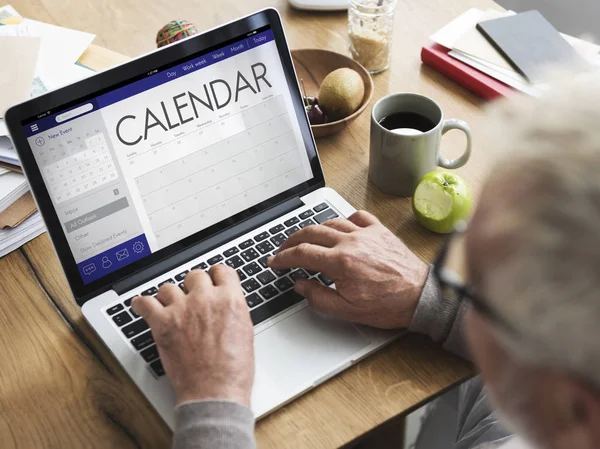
0, 0, 502, 447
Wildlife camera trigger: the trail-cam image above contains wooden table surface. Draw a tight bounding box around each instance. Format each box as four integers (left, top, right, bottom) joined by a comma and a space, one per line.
0, 0, 503, 447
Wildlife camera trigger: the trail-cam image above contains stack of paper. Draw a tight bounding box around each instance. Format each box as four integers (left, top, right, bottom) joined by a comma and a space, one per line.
0, 170, 28, 212
428, 8, 600, 97
0, 4, 94, 256
0, 4, 96, 169
0, 212, 45, 258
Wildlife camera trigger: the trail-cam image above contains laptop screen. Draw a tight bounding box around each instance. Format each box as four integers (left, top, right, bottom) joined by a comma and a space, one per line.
21, 26, 314, 285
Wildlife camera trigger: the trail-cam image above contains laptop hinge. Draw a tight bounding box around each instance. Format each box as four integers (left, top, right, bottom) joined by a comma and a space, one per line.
112, 195, 304, 296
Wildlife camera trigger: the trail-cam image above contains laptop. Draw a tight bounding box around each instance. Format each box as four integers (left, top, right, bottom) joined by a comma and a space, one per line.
5, 8, 400, 427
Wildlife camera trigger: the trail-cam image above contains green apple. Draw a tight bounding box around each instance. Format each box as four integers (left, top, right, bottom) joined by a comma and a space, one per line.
412, 170, 472, 234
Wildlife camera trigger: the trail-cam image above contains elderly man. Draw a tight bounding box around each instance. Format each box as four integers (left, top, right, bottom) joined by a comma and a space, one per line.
132, 78, 600, 449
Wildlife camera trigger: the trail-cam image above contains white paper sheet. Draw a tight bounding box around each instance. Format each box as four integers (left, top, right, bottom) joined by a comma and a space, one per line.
0, 23, 29, 36
20, 18, 95, 95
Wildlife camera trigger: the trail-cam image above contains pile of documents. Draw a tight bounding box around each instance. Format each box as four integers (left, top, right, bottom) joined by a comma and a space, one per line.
0, 5, 96, 257
427, 8, 600, 98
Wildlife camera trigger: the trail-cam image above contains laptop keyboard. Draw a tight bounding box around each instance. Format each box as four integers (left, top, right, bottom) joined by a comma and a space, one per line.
104, 202, 338, 378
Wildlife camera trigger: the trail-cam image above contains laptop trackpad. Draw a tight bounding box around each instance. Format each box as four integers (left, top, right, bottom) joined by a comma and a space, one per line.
254, 307, 370, 392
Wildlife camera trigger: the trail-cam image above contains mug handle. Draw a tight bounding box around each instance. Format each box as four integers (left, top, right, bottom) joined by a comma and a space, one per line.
437, 119, 472, 169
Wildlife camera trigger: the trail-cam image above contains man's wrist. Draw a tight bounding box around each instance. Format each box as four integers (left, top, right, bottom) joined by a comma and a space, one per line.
175, 383, 252, 408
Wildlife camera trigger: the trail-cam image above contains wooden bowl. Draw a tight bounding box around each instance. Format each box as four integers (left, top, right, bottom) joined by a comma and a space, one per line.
291, 49, 374, 138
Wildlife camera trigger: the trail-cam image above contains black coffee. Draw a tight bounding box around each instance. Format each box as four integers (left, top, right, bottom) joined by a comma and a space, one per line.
378, 112, 436, 133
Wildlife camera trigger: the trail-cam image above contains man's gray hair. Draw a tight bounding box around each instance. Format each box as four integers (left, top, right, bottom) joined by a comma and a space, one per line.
475, 72, 600, 389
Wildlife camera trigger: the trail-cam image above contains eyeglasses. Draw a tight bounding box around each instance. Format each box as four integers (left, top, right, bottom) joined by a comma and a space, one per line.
432, 223, 520, 337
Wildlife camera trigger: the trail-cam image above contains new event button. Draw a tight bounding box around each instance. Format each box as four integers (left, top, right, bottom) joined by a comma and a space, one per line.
64, 197, 129, 233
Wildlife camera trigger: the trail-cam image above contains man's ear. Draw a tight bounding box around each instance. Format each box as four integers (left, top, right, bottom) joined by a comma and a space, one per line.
553, 377, 600, 449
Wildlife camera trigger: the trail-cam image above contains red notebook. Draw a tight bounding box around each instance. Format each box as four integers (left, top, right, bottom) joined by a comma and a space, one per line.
421, 43, 515, 100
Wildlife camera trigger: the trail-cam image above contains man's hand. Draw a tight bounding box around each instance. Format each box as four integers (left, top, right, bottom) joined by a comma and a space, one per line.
132, 265, 254, 407
269, 211, 429, 329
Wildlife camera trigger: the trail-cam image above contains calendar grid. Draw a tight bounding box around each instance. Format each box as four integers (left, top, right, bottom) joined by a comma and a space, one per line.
141, 128, 294, 199
149, 147, 298, 219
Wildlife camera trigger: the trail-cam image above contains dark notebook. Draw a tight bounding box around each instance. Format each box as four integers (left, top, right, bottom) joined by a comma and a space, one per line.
476, 10, 587, 83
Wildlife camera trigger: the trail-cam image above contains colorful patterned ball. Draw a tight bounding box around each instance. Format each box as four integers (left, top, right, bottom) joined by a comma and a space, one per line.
156, 20, 198, 48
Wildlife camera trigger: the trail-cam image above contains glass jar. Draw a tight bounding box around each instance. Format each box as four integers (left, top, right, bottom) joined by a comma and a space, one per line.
348, 0, 397, 74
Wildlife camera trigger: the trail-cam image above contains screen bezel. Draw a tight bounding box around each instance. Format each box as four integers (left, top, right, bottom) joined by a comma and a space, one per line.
5, 8, 325, 302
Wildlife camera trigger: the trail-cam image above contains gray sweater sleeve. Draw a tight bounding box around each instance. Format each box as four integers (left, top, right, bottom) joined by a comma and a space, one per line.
172, 400, 256, 449
409, 266, 473, 361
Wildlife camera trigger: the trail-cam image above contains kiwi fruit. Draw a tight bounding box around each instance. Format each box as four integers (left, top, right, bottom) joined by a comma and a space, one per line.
318, 68, 365, 122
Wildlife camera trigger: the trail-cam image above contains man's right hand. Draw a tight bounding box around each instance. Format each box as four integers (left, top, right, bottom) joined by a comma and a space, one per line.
269, 211, 429, 329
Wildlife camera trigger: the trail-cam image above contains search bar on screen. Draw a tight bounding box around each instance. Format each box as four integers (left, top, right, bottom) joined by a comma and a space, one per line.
56, 103, 94, 123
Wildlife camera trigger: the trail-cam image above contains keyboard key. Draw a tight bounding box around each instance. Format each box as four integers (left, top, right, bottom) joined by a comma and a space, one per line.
246, 293, 263, 308
240, 248, 259, 262
243, 262, 262, 276
307, 270, 319, 276
313, 202, 328, 212
131, 330, 154, 350
141, 286, 158, 296
256, 241, 274, 255
241, 278, 261, 293
124, 297, 133, 307
254, 231, 270, 242
130, 308, 139, 319
239, 239, 254, 249
274, 276, 294, 292
257, 270, 276, 285
259, 284, 279, 300
158, 279, 175, 287
299, 219, 315, 228
318, 273, 334, 286
122, 319, 149, 339
290, 269, 310, 281
250, 290, 304, 325
284, 217, 300, 227
223, 247, 239, 257
269, 224, 285, 234
150, 359, 165, 377
106, 304, 124, 315
207, 254, 224, 265
112, 311, 132, 326
178, 282, 186, 292
285, 225, 300, 236
140, 344, 160, 363
314, 209, 339, 224
175, 271, 188, 282
258, 255, 269, 269
299, 209, 314, 219
236, 269, 247, 281
272, 267, 291, 277
225, 255, 244, 269
270, 233, 287, 247
192, 262, 208, 270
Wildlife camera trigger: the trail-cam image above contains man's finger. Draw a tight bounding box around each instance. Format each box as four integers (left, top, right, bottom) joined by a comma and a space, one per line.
269, 243, 333, 272
294, 280, 354, 320
155, 282, 184, 306
185, 269, 214, 292
209, 264, 239, 286
320, 218, 359, 233
347, 210, 380, 227
131, 295, 165, 327
279, 224, 343, 252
